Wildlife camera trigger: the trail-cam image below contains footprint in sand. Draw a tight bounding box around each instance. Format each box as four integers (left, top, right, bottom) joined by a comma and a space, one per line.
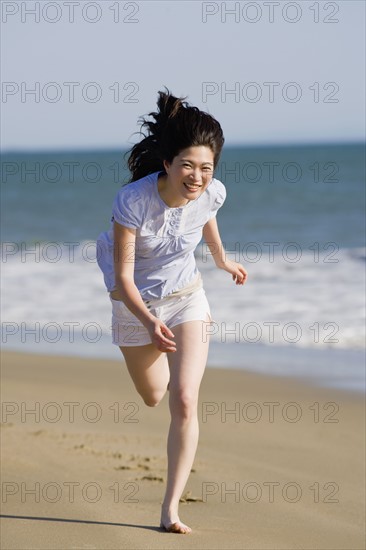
140, 474, 164, 482
180, 490, 204, 503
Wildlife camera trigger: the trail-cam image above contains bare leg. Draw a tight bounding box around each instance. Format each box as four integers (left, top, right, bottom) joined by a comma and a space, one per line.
119, 344, 170, 407
160, 315, 211, 534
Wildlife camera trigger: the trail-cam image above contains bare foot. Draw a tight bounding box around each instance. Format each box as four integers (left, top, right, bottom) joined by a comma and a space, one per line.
160, 513, 192, 534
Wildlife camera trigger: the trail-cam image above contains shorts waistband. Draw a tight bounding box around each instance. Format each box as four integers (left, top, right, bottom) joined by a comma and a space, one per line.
168, 272, 203, 298
143, 272, 203, 306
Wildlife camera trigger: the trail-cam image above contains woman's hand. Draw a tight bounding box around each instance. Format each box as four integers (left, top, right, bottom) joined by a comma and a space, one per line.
220, 259, 248, 285
145, 317, 177, 352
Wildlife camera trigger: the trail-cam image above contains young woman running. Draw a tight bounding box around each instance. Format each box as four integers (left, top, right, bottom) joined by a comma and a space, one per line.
97, 89, 248, 534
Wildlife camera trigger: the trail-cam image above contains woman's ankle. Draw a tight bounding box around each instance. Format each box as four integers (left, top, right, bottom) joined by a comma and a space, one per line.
161, 501, 179, 515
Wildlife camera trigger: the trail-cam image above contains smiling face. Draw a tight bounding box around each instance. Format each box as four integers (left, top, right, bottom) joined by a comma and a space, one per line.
160, 146, 215, 207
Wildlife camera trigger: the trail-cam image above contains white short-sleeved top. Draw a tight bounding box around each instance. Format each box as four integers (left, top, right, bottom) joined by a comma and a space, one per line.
96, 171, 226, 300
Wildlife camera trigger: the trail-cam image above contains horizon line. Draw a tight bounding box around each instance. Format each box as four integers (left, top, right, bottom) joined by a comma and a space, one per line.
1, 139, 365, 155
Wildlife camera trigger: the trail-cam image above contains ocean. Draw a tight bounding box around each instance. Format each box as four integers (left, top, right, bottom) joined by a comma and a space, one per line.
1, 143, 365, 392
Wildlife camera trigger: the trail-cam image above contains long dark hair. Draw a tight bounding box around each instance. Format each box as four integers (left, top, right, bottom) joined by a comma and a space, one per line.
126, 87, 225, 183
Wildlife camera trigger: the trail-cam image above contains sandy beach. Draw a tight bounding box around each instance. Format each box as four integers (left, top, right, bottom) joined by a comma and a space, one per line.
1, 350, 365, 549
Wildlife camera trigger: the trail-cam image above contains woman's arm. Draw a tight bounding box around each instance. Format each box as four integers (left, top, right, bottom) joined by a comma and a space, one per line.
202, 217, 248, 285
113, 221, 176, 351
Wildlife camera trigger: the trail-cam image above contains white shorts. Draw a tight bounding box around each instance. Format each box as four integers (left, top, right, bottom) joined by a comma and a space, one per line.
110, 287, 213, 347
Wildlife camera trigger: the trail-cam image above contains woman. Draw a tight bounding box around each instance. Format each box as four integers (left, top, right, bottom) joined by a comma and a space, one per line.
97, 88, 248, 534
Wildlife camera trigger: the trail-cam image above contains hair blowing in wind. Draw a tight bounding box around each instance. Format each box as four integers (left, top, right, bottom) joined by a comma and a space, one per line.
127, 87, 225, 183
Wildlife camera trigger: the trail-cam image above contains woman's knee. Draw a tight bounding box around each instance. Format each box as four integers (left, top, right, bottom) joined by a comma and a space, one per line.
169, 388, 198, 419
139, 387, 167, 407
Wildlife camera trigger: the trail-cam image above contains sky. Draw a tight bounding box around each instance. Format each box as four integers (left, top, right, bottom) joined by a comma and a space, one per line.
1, 0, 365, 151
